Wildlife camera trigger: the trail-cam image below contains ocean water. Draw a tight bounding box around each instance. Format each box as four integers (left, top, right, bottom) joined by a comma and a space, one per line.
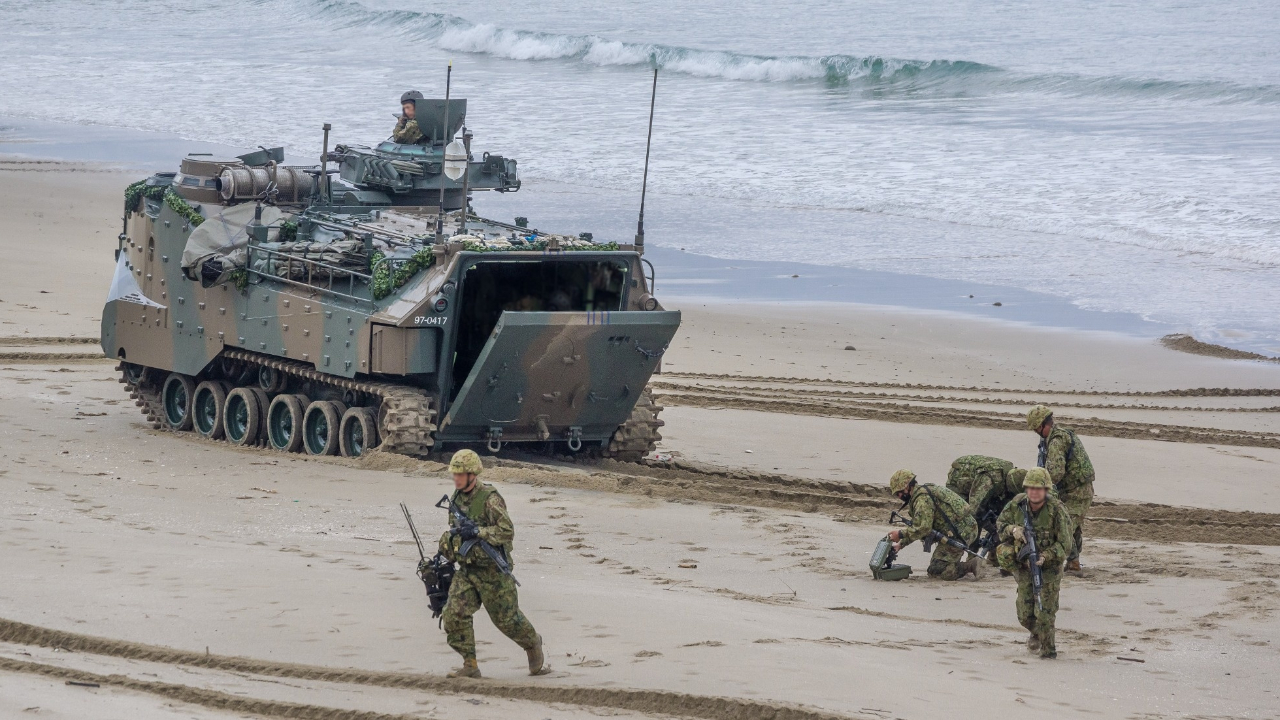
2, 0, 1278, 351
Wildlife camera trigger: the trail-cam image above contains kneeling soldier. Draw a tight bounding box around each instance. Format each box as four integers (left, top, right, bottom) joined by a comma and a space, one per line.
996, 467, 1073, 659
887, 469, 980, 580
438, 449, 549, 678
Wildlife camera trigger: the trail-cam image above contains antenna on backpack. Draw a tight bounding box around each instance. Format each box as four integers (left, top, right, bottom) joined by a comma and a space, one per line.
634, 68, 658, 256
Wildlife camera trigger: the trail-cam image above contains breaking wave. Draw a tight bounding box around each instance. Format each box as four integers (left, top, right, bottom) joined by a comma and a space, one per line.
305, 0, 1280, 103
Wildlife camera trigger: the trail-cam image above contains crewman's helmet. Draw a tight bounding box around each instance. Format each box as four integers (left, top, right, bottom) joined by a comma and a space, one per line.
400, 90, 424, 104
1026, 405, 1053, 432
449, 449, 483, 476
889, 469, 916, 495
1022, 467, 1052, 489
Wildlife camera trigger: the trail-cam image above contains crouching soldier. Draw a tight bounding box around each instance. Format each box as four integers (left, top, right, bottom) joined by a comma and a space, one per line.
886, 469, 981, 580
438, 449, 550, 678
946, 455, 1029, 566
996, 467, 1073, 659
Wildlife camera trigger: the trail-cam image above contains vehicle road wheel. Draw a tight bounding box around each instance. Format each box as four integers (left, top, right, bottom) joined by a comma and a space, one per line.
258, 365, 288, 394
161, 373, 197, 431
248, 387, 271, 445
339, 407, 379, 458
303, 400, 345, 456
121, 362, 150, 387
224, 387, 265, 446
192, 381, 229, 440
267, 394, 307, 452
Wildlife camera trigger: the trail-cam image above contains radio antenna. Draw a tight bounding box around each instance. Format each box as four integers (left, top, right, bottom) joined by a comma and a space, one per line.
634, 67, 658, 256
436, 61, 453, 239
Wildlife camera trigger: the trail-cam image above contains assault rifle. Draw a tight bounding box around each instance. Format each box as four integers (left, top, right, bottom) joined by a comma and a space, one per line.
971, 506, 1002, 559
435, 494, 519, 586
1016, 498, 1044, 611
889, 511, 971, 554
400, 502, 454, 622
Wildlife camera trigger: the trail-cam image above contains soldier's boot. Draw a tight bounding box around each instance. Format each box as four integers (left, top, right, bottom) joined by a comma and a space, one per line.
447, 658, 481, 679
527, 635, 551, 676
1038, 628, 1057, 659
1065, 559, 1082, 574
961, 557, 982, 579
1026, 634, 1040, 653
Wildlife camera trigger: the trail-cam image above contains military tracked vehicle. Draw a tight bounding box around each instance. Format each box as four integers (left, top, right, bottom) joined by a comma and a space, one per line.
102, 95, 680, 460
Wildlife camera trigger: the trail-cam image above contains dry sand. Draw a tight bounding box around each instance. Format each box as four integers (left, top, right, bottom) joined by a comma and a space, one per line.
2, 158, 1279, 719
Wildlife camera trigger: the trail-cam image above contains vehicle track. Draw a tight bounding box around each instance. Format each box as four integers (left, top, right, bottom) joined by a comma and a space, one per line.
0, 619, 855, 720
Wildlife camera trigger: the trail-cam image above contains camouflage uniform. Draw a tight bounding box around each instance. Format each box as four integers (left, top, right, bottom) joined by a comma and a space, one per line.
946, 455, 1018, 517
392, 118, 424, 144
899, 484, 978, 579
1038, 425, 1095, 562
438, 482, 540, 661
996, 492, 1073, 657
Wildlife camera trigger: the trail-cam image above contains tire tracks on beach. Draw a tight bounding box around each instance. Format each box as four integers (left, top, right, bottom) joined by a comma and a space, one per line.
0, 619, 858, 720
661, 372, 1280, 397
484, 457, 1280, 546
652, 386, 1280, 450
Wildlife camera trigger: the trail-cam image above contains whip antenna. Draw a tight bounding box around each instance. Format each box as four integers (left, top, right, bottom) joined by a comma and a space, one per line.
634, 67, 658, 255
436, 61, 453, 239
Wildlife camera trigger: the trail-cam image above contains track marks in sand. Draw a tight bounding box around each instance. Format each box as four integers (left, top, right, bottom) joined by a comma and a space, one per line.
0, 656, 418, 720
654, 386, 1280, 450
0, 618, 862, 720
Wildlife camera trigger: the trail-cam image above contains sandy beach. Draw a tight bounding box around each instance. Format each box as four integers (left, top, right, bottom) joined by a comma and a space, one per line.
2, 156, 1280, 719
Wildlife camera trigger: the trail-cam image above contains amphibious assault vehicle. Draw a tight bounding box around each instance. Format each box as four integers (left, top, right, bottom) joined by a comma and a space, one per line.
102, 96, 680, 460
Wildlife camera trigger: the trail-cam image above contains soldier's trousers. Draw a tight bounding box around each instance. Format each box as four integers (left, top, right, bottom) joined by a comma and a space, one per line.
1014, 568, 1061, 655
996, 545, 1062, 655
442, 565, 539, 660
927, 542, 967, 580
1059, 484, 1093, 561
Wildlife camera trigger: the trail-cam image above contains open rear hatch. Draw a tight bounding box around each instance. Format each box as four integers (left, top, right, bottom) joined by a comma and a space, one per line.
438, 310, 680, 447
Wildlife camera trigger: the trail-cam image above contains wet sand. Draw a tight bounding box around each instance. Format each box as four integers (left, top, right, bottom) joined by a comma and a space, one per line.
2, 158, 1279, 719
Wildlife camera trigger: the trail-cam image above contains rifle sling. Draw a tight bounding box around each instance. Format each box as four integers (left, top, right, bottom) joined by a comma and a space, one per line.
922, 484, 968, 547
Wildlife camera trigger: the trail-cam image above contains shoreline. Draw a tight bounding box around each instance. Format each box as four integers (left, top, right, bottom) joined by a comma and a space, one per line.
4, 114, 1270, 355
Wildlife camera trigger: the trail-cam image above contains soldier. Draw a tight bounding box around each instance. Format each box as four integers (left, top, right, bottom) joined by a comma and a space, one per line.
946, 455, 1028, 568
1027, 405, 1095, 573
392, 90, 425, 144
995, 467, 1073, 659
437, 449, 549, 678
886, 469, 981, 580
945, 454, 1023, 518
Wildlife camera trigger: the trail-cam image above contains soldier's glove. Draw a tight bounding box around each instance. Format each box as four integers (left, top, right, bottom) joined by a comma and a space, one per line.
456, 520, 480, 542
1011, 527, 1026, 544
1035, 555, 1046, 567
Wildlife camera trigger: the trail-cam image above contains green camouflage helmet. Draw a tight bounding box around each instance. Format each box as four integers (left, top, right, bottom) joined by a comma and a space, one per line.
889, 469, 916, 495
1027, 405, 1053, 431
1009, 467, 1028, 486
449, 449, 483, 476
1022, 467, 1052, 488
